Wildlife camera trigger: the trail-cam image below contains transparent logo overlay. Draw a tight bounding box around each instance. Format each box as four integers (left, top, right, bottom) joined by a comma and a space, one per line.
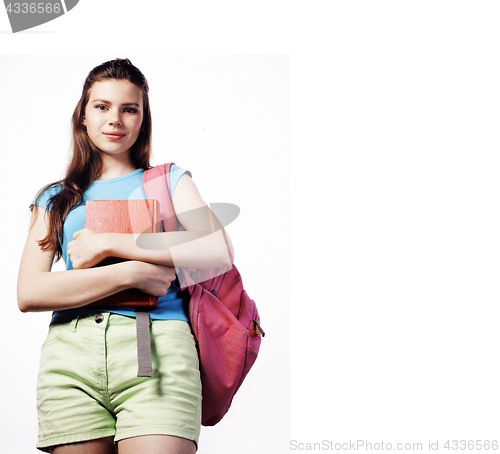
3, 0, 78, 33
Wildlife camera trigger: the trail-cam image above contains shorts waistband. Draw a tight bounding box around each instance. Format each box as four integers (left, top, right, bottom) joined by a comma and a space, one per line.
58, 312, 139, 331
53, 313, 192, 336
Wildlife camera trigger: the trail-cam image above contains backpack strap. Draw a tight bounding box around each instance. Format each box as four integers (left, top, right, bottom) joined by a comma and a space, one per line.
136, 311, 153, 377
142, 163, 177, 233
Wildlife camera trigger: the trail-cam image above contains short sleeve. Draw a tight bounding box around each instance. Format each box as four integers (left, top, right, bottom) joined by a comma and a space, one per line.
32, 184, 62, 212
169, 165, 192, 198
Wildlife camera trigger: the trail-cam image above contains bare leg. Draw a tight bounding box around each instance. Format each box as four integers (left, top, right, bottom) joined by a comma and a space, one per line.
117, 435, 196, 454
50, 437, 117, 454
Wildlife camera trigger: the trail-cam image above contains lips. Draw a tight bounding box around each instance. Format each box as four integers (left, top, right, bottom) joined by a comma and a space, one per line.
103, 132, 126, 140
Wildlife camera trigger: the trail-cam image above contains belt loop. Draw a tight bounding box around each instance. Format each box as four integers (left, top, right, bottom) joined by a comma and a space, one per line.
70, 315, 81, 332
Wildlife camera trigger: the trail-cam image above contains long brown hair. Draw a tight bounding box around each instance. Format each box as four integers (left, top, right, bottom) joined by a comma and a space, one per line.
32, 58, 152, 261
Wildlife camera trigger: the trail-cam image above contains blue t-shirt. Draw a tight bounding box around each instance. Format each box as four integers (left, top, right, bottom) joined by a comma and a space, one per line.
35, 165, 192, 325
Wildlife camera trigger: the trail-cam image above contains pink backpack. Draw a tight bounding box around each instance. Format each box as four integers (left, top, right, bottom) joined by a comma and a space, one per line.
142, 163, 264, 426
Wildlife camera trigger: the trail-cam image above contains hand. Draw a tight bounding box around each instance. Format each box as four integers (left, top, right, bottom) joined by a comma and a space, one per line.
67, 228, 110, 269
127, 261, 176, 296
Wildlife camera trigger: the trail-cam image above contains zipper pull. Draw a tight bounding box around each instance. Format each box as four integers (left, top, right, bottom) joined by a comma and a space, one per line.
253, 319, 265, 337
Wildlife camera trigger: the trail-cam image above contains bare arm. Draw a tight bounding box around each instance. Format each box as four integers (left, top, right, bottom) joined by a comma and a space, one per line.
17, 206, 175, 312
68, 174, 235, 270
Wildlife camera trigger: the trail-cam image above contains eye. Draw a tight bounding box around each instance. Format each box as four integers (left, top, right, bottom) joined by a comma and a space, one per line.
124, 107, 138, 113
96, 105, 108, 111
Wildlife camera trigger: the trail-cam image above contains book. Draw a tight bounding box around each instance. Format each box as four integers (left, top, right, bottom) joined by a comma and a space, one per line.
84, 199, 161, 309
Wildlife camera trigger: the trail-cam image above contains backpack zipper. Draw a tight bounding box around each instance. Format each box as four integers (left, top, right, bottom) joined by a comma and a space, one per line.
253, 319, 265, 337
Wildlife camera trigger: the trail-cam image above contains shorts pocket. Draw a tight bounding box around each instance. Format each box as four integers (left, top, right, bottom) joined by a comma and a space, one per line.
151, 321, 200, 372
152, 321, 196, 344
41, 323, 72, 350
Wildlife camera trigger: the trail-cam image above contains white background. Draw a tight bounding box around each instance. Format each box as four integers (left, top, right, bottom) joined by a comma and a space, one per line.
3, 1, 500, 454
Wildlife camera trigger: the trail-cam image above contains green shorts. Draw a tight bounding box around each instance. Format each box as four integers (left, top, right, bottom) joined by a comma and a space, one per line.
36, 313, 201, 452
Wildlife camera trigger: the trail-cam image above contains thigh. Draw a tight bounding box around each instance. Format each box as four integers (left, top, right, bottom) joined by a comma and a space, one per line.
51, 436, 117, 454
117, 435, 196, 454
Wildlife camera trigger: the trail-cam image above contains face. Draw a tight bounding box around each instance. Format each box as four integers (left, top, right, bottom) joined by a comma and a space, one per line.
83, 79, 144, 159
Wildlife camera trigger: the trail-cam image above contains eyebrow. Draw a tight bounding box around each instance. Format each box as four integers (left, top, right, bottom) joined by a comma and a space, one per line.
91, 98, 141, 107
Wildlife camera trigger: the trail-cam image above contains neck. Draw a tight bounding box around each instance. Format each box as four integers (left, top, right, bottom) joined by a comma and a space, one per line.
98, 151, 137, 180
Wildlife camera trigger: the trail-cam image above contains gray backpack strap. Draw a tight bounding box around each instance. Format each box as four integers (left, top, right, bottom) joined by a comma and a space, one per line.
136, 311, 153, 377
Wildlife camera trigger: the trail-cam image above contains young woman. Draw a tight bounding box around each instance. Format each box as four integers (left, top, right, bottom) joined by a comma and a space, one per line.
17, 58, 233, 454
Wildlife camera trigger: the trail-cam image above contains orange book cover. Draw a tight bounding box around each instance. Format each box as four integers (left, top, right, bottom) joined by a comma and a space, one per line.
84, 199, 161, 309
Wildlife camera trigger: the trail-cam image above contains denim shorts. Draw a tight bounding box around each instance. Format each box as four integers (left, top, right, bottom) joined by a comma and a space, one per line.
36, 313, 201, 452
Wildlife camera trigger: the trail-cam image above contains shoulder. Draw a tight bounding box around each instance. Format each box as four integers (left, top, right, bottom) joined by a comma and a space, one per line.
144, 163, 192, 198
31, 182, 63, 212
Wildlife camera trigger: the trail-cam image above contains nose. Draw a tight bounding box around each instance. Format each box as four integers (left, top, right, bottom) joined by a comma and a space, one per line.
108, 108, 122, 126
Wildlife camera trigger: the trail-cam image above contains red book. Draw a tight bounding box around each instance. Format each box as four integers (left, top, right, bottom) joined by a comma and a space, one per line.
84, 199, 161, 309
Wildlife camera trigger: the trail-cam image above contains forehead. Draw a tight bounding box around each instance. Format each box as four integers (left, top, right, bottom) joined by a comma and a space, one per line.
87, 79, 143, 105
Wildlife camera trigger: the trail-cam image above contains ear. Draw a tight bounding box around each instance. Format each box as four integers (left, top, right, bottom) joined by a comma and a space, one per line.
82, 117, 87, 127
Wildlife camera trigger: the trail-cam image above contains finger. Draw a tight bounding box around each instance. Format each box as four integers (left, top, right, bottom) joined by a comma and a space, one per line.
72, 229, 84, 240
